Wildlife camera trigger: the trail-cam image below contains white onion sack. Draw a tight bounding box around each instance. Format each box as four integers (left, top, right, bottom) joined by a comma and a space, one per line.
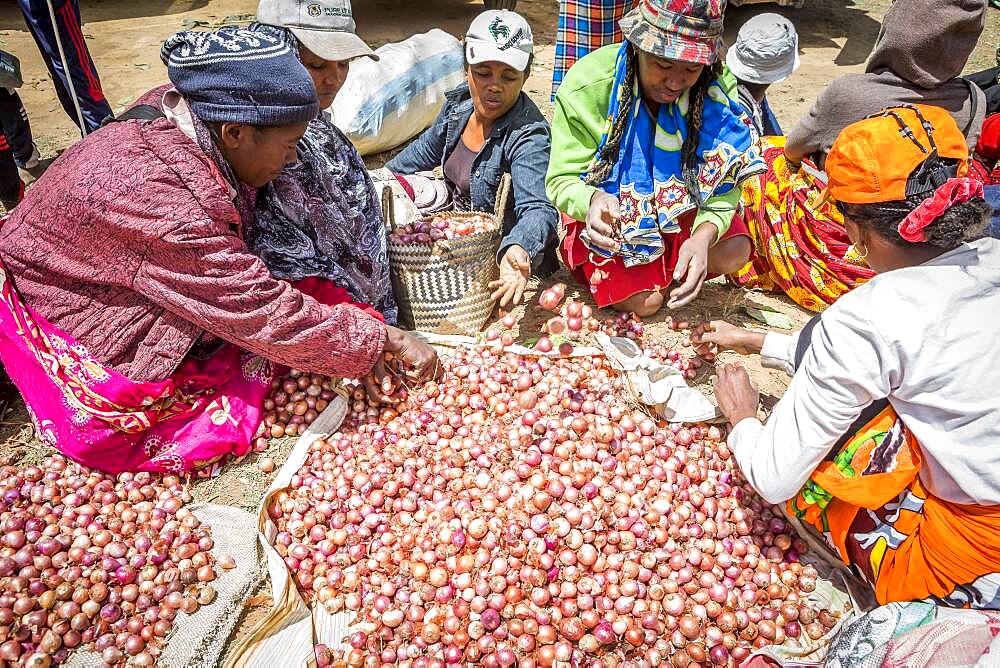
332, 29, 465, 156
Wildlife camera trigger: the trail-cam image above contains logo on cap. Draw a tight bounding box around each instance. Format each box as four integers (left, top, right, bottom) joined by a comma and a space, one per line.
488, 17, 510, 42
487, 16, 526, 52
307, 2, 322, 16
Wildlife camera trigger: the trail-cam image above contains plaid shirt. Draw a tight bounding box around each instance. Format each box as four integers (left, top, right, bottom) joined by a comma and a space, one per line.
552, 0, 637, 99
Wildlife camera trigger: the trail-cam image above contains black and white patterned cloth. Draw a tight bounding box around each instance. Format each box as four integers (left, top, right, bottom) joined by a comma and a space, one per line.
249, 117, 397, 324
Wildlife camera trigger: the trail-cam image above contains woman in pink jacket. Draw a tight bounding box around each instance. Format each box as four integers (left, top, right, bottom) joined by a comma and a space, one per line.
0, 25, 436, 474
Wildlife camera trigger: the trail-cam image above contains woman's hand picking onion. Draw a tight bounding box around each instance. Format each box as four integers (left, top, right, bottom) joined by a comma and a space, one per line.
668, 223, 715, 309
363, 328, 441, 402
489, 245, 532, 309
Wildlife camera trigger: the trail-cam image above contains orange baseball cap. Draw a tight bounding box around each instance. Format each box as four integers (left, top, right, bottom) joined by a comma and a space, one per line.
825, 105, 969, 205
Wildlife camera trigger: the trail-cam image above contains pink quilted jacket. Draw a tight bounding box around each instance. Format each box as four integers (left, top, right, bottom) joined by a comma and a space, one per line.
0, 118, 386, 382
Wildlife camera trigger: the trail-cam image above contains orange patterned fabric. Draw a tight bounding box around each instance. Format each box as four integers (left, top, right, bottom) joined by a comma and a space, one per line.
732, 138, 875, 312
788, 405, 1000, 606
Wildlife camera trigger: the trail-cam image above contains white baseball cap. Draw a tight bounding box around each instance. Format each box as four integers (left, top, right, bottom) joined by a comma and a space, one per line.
725, 13, 799, 85
465, 10, 534, 72
257, 0, 378, 63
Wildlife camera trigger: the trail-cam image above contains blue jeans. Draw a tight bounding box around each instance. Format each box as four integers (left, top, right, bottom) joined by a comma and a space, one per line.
984, 185, 1000, 238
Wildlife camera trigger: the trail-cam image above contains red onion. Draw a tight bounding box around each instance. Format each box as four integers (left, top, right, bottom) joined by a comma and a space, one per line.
266, 344, 842, 664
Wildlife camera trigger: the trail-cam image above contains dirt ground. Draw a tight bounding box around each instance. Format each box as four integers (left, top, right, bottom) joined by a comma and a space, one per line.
0, 0, 998, 658
1, 0, 998, 154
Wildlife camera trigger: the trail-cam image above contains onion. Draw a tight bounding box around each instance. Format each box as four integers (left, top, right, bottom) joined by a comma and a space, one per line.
0, 454, 223, 665
262, 343, 838, 664
538, 284, 565, 311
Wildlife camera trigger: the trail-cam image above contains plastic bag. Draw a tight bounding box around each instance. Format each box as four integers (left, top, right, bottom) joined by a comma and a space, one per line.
332, 29, 464, 156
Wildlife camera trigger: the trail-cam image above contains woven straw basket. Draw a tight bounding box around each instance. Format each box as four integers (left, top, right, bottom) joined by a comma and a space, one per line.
384, 175, 511, 335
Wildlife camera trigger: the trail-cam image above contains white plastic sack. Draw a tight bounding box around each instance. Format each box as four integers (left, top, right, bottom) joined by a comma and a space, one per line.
595, 333, 722, 423
332, 29, 465, 156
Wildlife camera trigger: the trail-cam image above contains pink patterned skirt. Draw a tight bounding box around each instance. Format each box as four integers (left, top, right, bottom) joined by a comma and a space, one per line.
0, 259, 276, 473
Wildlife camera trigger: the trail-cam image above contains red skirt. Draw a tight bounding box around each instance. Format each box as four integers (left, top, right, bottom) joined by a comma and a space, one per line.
560, 212, 750, 307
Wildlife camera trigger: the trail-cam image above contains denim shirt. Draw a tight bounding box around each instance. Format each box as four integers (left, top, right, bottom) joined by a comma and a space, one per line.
387, 84, 559, 275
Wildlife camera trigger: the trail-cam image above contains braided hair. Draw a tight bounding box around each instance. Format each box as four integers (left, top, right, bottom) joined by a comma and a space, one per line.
840, 197, 989, 250
681, 62, 722, 208
585, 44, 722, 210
584, 46, 638, 187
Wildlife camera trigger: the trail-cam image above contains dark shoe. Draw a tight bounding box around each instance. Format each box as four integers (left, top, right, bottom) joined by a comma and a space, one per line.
0, 182, 21, 212
18, 157, 53, 185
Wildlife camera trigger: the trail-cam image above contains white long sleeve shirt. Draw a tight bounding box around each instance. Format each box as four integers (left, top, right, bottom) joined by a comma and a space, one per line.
729, 238, 1000, 506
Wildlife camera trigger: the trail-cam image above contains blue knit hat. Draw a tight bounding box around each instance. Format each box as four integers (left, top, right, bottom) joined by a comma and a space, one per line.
161, 24, 319, 126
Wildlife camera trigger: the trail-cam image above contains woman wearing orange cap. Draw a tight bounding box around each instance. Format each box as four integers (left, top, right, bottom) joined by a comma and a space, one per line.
731, 0, 988, 312
707, 105, 1000, 607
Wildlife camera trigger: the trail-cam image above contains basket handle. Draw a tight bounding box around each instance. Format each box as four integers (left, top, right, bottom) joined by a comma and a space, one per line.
494, 173, 512, 221
380, 185, 395, 232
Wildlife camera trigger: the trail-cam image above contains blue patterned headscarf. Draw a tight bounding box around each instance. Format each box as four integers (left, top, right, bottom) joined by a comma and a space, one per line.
585, 43, 765, 267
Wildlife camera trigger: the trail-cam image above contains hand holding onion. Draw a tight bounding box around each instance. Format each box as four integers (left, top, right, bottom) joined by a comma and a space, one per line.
363, 328, 441, 402
585, 191, 621, 253
692, 321, 766, 359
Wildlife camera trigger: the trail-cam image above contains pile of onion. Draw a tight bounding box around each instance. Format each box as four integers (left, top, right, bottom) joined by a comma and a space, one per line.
269, 346, 841, 667
599, 312, 645, 341
391, 215, 496, 244
0, 455, 232, 666
641, 342, 704, 380
263, 370, 339, 441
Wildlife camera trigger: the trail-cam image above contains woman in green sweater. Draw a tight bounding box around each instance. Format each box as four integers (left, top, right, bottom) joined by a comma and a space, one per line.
545, 0, 764, 315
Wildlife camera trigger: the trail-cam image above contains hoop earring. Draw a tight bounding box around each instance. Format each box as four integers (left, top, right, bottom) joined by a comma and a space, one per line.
856, 242, 869, 260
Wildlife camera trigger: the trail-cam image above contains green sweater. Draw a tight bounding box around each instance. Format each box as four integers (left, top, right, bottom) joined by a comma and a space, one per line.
544, 44, 741, 240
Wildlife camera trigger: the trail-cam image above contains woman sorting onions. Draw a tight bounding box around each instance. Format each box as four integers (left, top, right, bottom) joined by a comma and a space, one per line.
387, 10, 559, 309
706, 106, 1000, 607
251, 0, 398, 323
131, 3, 398, 322
0, 25, 437, 474
545, 0, 764, 316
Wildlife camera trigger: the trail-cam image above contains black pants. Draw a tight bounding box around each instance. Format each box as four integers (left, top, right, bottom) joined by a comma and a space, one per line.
0, 88, 33, 209
964, 66, 1000, 117
16, 0, 112, 133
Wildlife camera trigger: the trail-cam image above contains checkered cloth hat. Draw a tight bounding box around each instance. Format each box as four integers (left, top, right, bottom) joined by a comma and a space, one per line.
620, 0, 726, 65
